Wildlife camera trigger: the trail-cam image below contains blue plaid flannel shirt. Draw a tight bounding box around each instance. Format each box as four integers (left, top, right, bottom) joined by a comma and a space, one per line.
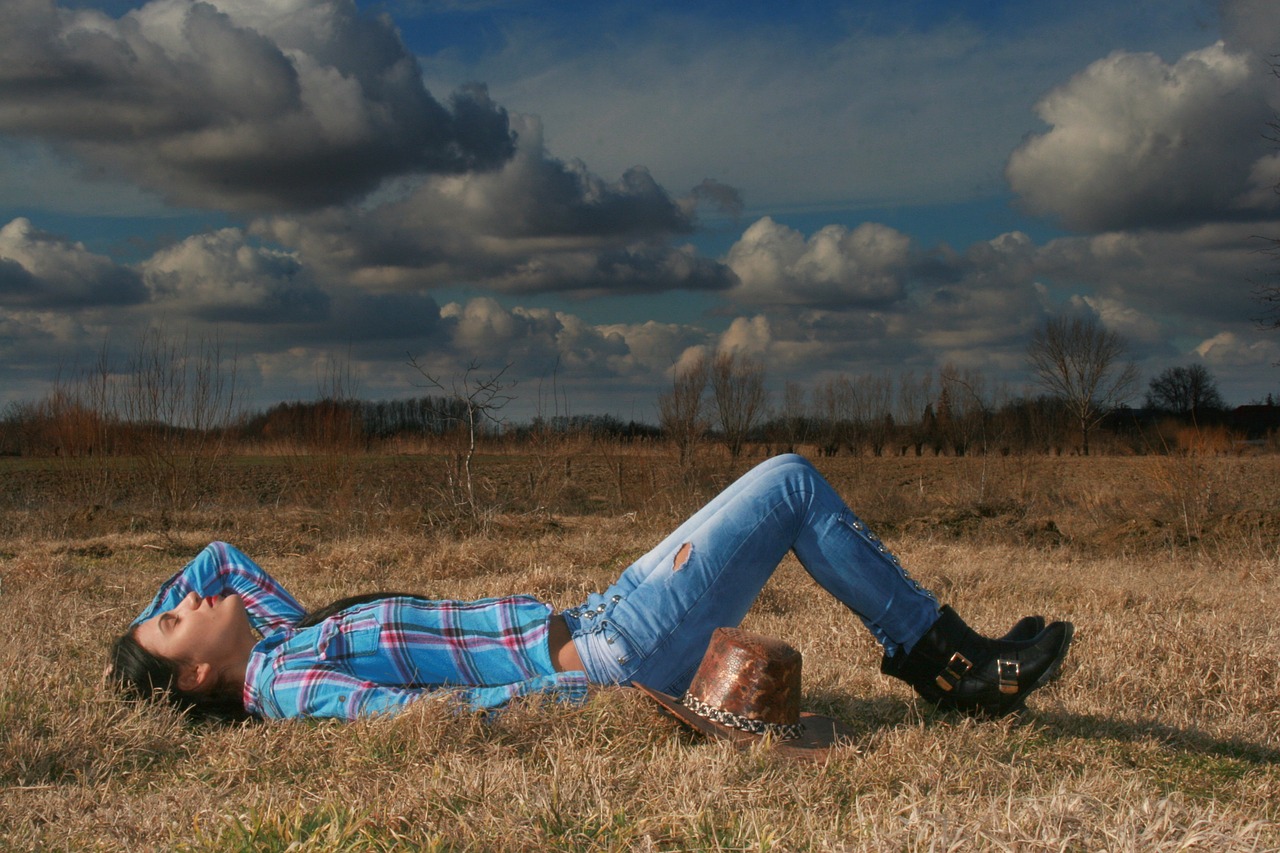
132, 541, 590, 719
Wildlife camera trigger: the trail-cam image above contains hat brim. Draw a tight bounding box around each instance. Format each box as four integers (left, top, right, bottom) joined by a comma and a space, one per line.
633, 683, 859, 760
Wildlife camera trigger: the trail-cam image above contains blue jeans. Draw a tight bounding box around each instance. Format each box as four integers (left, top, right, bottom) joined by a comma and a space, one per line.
564, 454, 941, 694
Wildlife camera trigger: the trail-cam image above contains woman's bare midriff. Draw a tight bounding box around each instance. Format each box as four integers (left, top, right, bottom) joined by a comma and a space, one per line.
548, 612, 585, 673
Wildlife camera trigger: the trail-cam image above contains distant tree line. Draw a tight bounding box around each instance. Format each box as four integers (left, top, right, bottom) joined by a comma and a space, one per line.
2, 321, 1278, 461
0, 392, 667, 458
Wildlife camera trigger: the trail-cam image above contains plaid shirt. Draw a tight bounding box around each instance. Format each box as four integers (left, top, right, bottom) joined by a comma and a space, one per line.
132, 541, 589, 719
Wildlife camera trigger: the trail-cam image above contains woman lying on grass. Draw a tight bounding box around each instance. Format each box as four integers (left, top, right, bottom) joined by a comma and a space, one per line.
109, 454, 1073, 723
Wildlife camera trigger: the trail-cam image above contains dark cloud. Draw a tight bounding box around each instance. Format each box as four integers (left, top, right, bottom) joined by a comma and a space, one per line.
1032, 222, 1279, 324
316, 290, 446, 346
0, 0, 516, 212
0, 217, 146, 307
255, 116, 737, 296
1220, 0, 1280, 69
687, 179, 744, 220
0, 257, 37, 295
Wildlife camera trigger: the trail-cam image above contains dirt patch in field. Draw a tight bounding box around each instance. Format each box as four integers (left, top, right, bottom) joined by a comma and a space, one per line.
1089, 508, 1280, 552
889, 505, 1065, 548
890, 504, 1279, 554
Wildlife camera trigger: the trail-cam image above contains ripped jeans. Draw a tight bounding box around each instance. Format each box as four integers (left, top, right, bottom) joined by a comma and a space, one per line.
563, 454, 941, 694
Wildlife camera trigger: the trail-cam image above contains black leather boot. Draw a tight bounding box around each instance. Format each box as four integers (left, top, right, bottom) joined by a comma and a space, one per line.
1001, 615, 1044, 642
881, 606, 1073, 716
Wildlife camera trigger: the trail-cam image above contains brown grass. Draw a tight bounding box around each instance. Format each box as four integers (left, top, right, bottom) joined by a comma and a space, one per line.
1, 449, 1278, 850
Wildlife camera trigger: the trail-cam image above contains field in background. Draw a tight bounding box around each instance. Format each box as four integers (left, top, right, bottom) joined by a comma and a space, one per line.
1, 449, 1277, 850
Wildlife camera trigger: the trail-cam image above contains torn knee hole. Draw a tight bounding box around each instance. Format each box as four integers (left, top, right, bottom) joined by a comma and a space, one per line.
673, 542, 693, 572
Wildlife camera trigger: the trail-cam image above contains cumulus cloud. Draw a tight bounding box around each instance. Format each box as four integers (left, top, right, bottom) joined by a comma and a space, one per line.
140, 228, 329, 322
0, 217, 145, 307
1006, 42, 1276, 231
0, 307, 99, 354
717, 315, 773, 355
1065, 294, 1165, 345
1194, 330, 1280, 367
440, 297, 630, 367
725, 217, 913, 307
256, 116, 738, 296
595, 319, 712, 374
0, 0, 516, 211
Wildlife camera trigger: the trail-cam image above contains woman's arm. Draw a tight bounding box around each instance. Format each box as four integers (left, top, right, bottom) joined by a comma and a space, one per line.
131, 542, 305, 636
253, 669, 591, 720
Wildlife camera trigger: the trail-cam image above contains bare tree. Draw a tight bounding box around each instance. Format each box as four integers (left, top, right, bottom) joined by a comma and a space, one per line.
937, 363, 994, 456
895, 370, 933, 456
853, 372, 894, 456
311, 347, 364, 452
657, 354, 709, 468
777, 380, 810, 452
1145, 364, 1227, 418
409, 357, 514, 513
812, 375, 850, 457
710, 351, 768, 459
1027, 315, 1138, 455
1258, 276, 1280, 331
119, 328, 240, 508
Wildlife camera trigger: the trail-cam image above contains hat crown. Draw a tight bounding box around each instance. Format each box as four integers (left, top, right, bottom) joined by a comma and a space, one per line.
687, 627, 802, 726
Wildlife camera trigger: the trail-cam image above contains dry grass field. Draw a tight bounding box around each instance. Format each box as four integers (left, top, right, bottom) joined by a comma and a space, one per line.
2, 448, 1278, 850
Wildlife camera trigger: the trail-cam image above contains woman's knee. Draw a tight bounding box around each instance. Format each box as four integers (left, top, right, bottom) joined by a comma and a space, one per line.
749, 453, 813, 478
752, 453, 819, 487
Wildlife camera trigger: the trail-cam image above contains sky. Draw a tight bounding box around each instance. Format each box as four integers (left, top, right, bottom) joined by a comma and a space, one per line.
3, 0, 1280, 423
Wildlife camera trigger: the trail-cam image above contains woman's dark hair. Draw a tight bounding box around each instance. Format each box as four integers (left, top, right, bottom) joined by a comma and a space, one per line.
294, 591, 423, 628
107, 629, 253, 722
108, 590, 425, 722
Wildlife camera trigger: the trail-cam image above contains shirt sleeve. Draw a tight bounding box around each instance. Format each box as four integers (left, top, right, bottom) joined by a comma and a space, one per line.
257, 669, 592, 720
131, 541, 305, 637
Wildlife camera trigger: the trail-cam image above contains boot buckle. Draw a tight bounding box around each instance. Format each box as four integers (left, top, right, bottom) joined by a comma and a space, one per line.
936, 652, 972, 691
997, 659, 1020, 694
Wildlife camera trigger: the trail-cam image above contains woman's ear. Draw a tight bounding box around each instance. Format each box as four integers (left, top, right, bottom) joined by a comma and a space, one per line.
176, 661, 214, 694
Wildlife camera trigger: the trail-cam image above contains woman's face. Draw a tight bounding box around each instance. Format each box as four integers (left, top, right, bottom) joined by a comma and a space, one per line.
134, 590, 253, 672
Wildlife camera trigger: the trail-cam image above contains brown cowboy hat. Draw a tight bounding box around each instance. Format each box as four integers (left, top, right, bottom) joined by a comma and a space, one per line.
634, 627, 858, 760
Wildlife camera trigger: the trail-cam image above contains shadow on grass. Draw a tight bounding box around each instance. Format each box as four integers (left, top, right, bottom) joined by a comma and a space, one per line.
800, 688, 1280, 768
1029, 708, 1280, 766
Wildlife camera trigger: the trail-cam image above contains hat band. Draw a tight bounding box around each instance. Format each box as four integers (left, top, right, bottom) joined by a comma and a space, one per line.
680, 692, 805, 740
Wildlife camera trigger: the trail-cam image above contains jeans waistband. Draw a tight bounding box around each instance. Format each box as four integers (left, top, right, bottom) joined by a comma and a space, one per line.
561, 608, 628, 685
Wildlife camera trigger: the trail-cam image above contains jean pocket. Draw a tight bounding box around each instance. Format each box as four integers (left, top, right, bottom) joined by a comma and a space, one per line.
597, 619, 634, 667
